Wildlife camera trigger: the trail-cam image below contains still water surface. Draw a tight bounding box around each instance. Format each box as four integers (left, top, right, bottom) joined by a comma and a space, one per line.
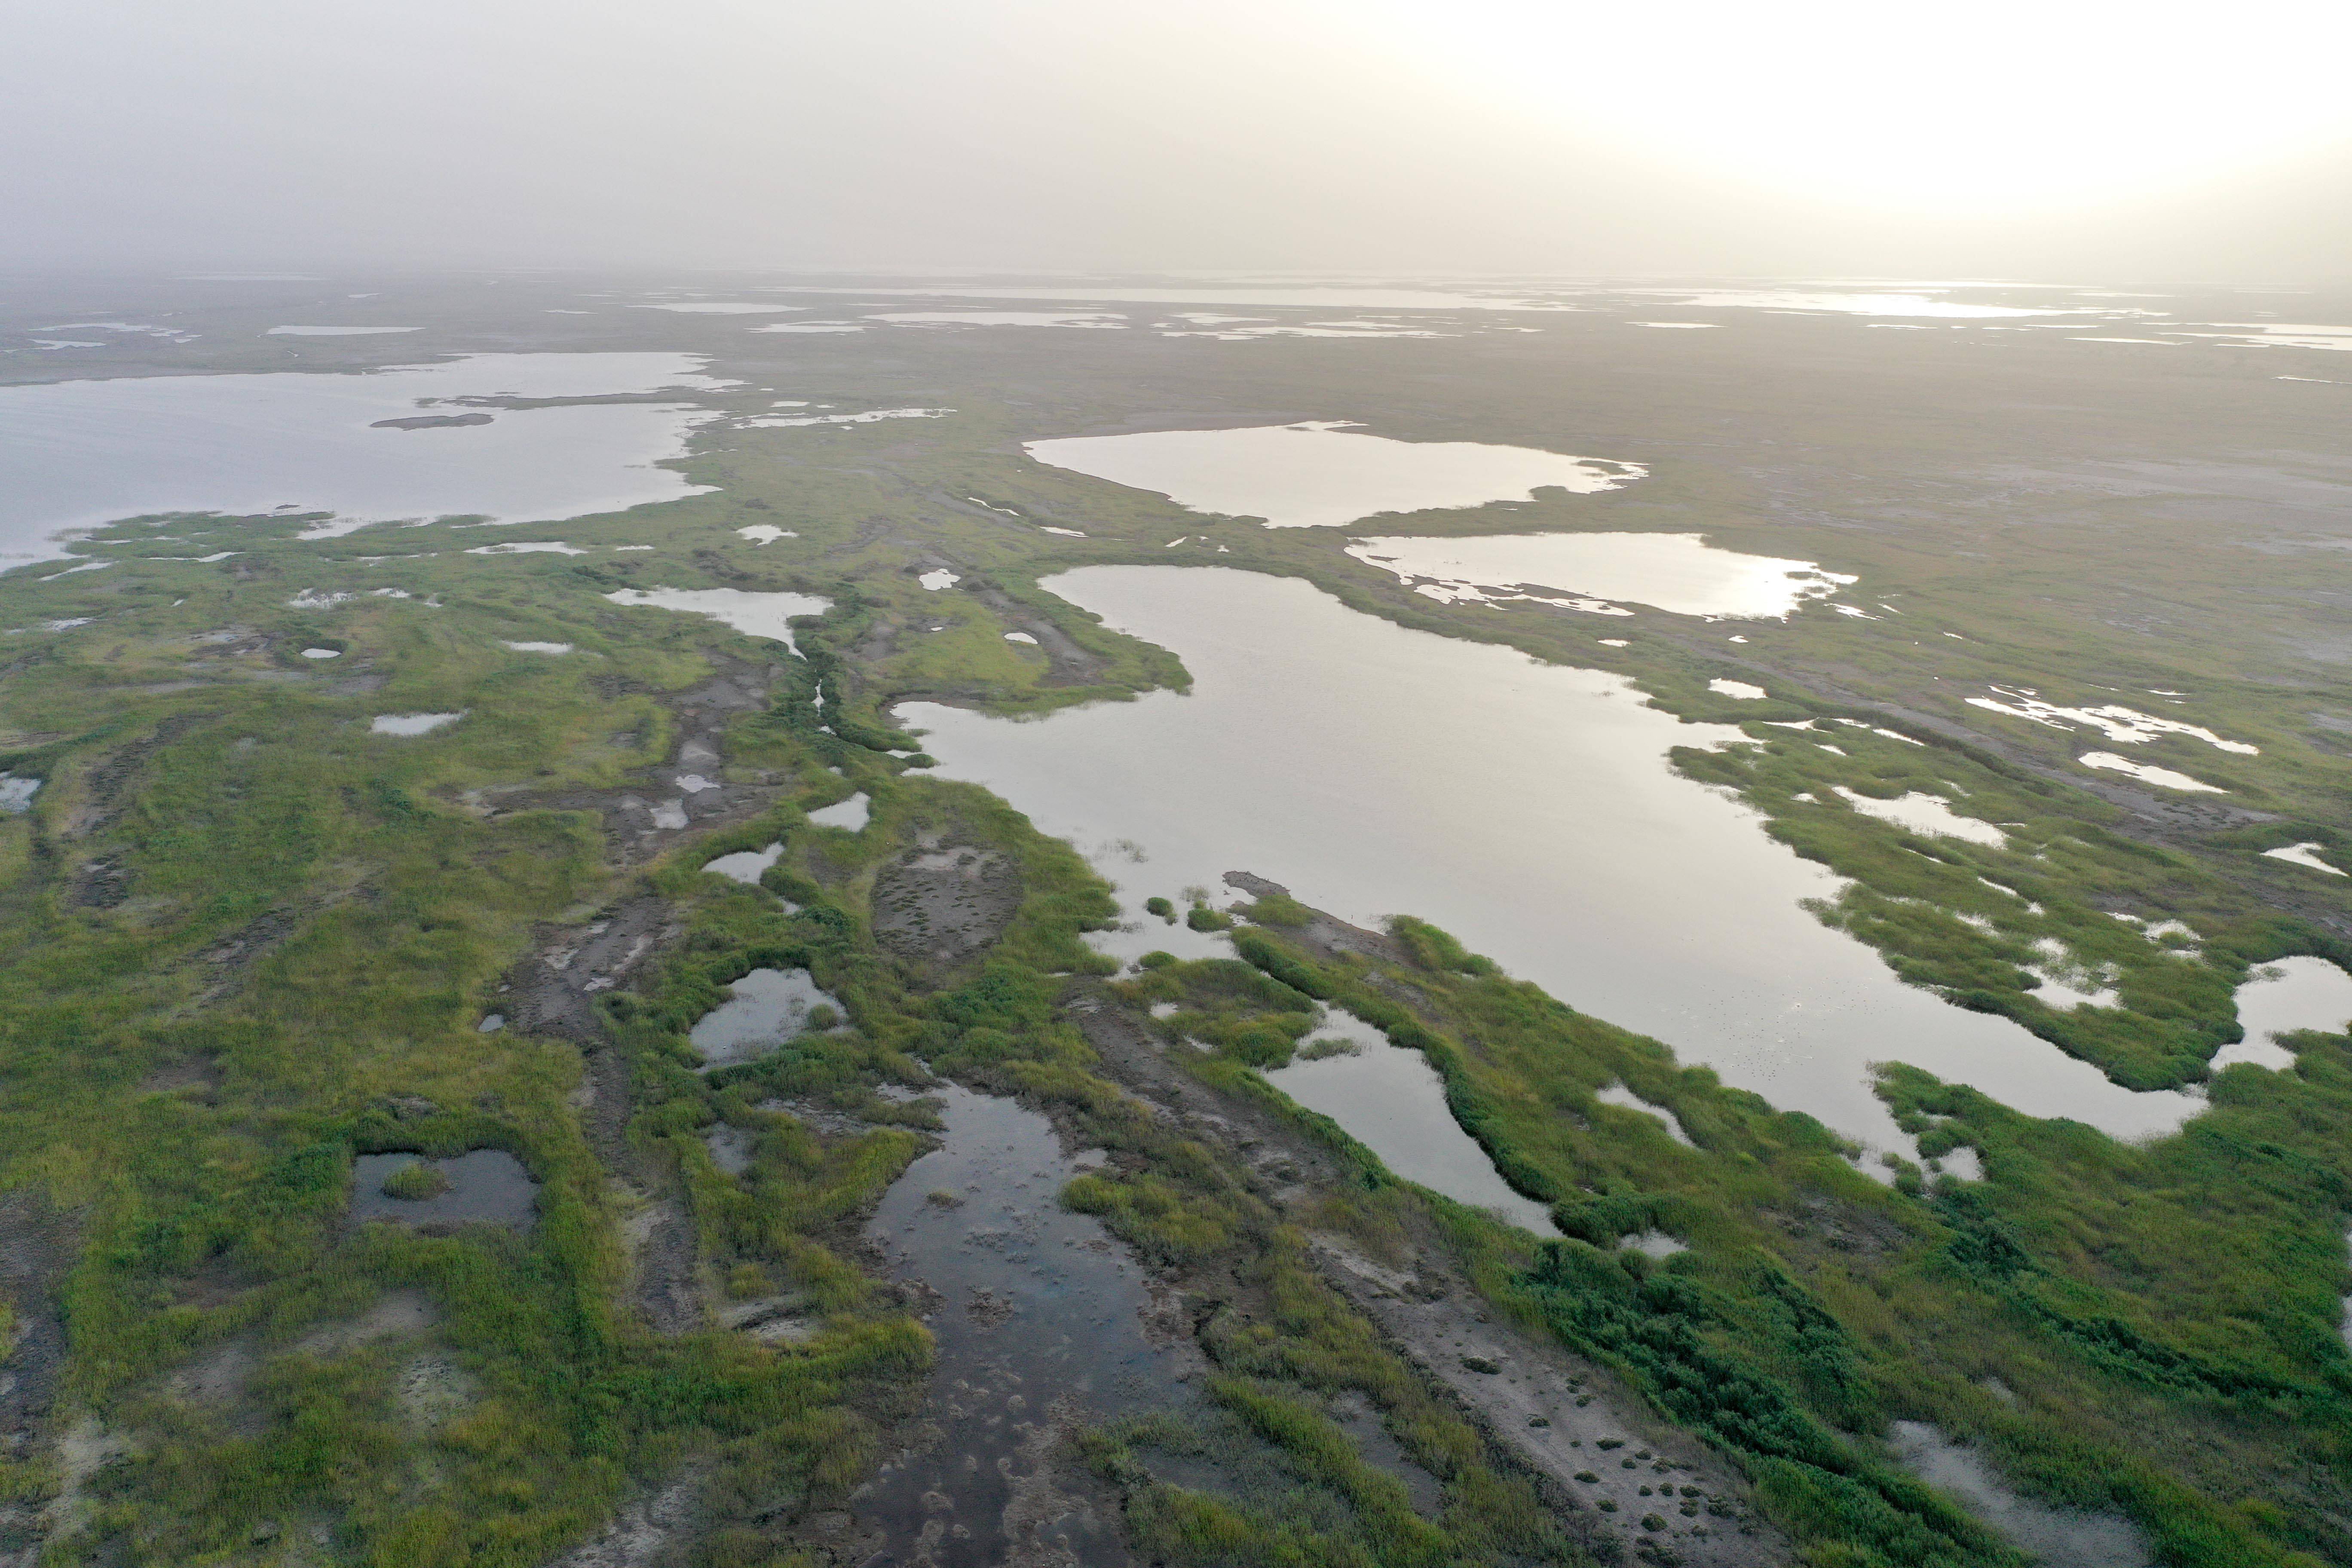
1348, 531, 1851, 618
1265, 1007, 1560, 1234
1025, 422, 1640, 530
906, 568, 2198, 1150
0, 353, 725, 565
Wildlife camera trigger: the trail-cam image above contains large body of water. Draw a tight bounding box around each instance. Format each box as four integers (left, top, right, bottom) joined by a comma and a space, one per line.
906, 567, 2199, 1151
1023, 422, 1640, 529
0, 352, 723, 565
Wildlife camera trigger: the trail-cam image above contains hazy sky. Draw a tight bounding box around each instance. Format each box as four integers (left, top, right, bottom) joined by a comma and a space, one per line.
6, 0, 2349, 280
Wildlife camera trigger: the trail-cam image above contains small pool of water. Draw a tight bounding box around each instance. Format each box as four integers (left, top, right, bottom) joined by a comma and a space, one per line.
702, 842, 783, 885
1349, 533, 1852, 619
689, 968, 843, 1069
2262, 842, 2343, 876
1592, 1083, 1697, 1148
855, 1085, 1197, 1562
370, 712, 464, 736
2078, 753, 2224, 793
350, 1151, 538, 1230
1264, 1008, 1560, 1235
2210, 957, 2352, 1072
1889, 1422, 2151, 1566
1023, 422, 1642, 530
1831, 787, 2008, 848
603, 586, 832, 654
1964, 690, 2256, 755
806, 793, 869, 832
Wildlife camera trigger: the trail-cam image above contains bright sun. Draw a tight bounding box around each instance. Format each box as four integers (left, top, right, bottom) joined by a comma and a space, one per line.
1362, 0, 2352, 213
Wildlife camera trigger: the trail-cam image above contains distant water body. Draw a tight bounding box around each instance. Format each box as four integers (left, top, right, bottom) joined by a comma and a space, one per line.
0, 352, 724, 567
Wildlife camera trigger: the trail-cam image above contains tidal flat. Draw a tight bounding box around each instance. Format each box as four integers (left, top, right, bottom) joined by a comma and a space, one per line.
1, 271, 2349, 1568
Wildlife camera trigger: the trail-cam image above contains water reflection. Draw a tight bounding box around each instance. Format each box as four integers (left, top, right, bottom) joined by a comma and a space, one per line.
1024, 422, 1641, 530
604, 586, 832, 654
2210, 957, 2352, 1072
1348, 532, 1850, 619
1889, 1422, 2151, 1567
689, 968, 842, 1069
1265, 1008, 1560, 1234
0, 352, 726, 565
905, 567, 2199, 1149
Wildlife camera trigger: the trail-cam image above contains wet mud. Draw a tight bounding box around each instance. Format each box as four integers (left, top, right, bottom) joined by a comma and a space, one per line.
847, 1085, 1200, 1567
873, 836, 1021, 975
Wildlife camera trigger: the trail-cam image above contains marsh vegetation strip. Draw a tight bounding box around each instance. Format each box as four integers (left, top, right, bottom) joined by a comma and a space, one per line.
906, 568, 2199, 1148
687, 968, 842, 1069
856, 1085, 1198, 1563
1347, 533, 1854, 618
1888, 1423, 2153, 1566
1263, 1008, 1562, 1234
2209, 957, 2352, 1072
0, 353, 726, 562
603, 587, 833, 653
1022, 422, 1642, 529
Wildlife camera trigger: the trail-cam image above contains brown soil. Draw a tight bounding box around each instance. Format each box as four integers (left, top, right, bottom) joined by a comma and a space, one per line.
871, 837, 1021, 976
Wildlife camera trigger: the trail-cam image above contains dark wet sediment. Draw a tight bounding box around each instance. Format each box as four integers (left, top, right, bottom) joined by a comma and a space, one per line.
853, 1085, 1200, 1566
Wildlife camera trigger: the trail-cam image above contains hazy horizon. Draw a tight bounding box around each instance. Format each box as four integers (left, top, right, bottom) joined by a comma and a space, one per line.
7, 0, 2350, 284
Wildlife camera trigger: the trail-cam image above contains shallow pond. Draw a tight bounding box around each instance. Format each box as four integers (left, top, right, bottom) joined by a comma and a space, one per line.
688, 968, 843, 1069
904, 567, 2198, 1150
2077, 752, 2223, 793
369, 712, 464, 736
855, 1085, 1197, 1563
0, 352, 726, 566
701, 841, 783, 885
2209, 957, 2352, 1072
1889, 1422, 2151, 1566
1023, 422, 1641, 530
1348, 532, 1851, 619
2261, 841, 2343, 876
350, 1151, 538, 1230
1592, 1083, 1697, 1148
1831, 787, 2007, 848
603, 586, 832, 654
806, 793, 870, 832
1264, 1008, 1559, 1234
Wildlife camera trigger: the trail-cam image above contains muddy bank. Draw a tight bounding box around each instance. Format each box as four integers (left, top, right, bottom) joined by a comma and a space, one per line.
1063, 989, 1787, 1565
873, 835, 1021, 975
